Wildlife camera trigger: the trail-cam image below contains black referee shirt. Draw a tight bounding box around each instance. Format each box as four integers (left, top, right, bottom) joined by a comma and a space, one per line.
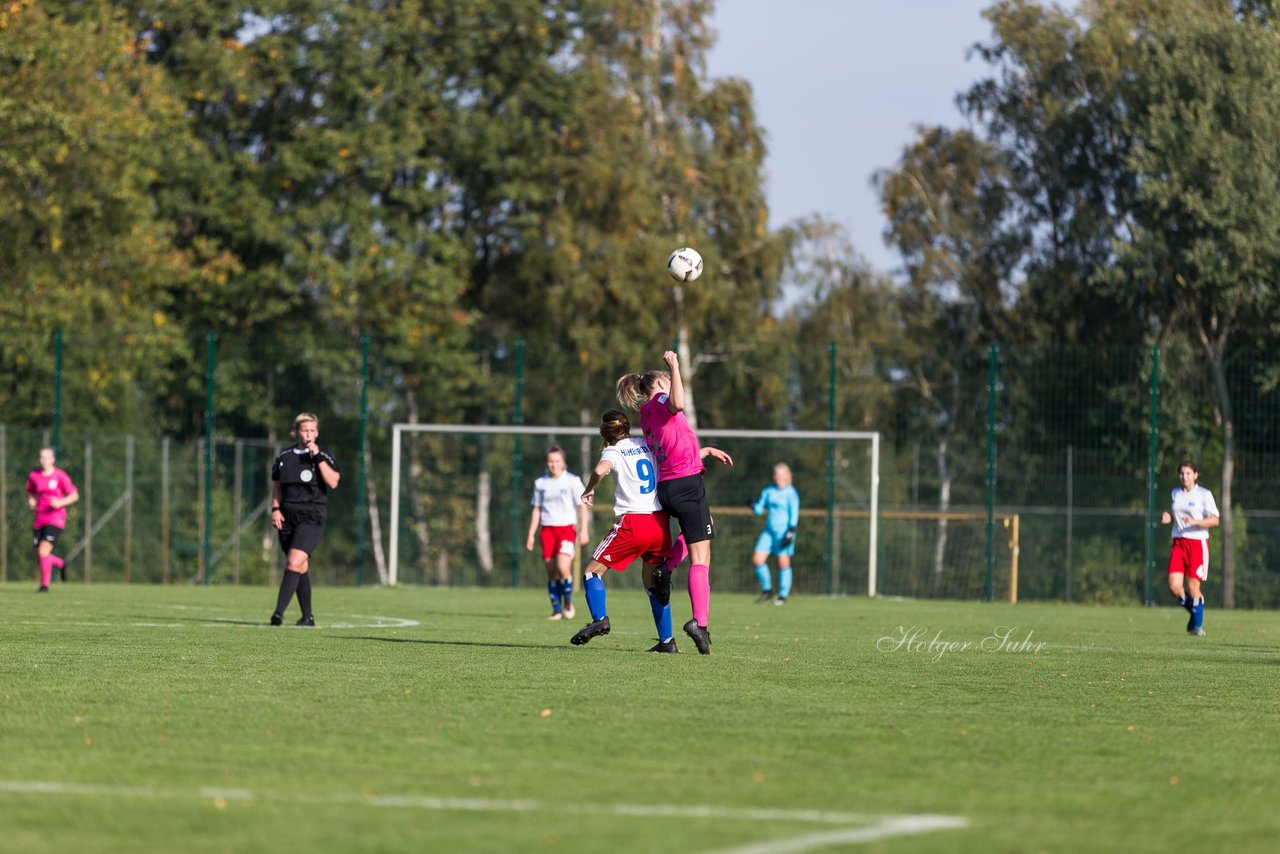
272, 446, 340, 506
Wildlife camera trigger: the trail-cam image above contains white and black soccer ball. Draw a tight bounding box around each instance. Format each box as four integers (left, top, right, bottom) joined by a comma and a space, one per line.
666, 247, 704, 282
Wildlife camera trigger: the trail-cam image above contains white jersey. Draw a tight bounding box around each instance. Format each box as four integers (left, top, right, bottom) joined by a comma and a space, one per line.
532, 472, 586, 527
601, 437, 661, 516
1171, 485, 1218, 540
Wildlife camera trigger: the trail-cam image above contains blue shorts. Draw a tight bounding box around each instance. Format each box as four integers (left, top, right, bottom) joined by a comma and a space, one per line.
754, 529, 794, 558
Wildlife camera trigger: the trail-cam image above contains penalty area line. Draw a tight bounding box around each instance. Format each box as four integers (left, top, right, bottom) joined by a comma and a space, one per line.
0, 780, 967, 848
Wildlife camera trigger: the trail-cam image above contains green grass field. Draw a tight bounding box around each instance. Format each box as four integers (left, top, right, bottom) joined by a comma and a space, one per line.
1, 582, 1277, 853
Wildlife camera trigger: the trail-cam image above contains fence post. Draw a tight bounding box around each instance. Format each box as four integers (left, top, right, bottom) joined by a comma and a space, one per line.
53, 330, 63, 456
1065, 445, 1073, 603
0, 424, 7, 583
985, 343, 998, 603
83, 434, 93, 583
203, 332, 216, 585
161, 436, 171, 584
355, 334, 370, 585
509, 337, 525, 589
124, 435, 134, 582
233, 440, 243, 585
1144, 346, 1160, 606
825, 341, 837, 596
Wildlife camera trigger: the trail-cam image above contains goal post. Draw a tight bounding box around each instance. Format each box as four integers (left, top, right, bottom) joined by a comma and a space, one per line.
388, 423, 881, 593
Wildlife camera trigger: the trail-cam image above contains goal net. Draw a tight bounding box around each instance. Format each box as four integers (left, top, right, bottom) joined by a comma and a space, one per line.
872, 510, 1019, 603
388, 424, 881, 595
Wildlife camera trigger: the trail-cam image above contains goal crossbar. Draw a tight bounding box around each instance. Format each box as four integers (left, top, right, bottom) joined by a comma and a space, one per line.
388, 423, 880, 591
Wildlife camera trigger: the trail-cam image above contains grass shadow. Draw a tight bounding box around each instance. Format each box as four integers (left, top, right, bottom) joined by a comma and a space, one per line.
336, 634, 598, 652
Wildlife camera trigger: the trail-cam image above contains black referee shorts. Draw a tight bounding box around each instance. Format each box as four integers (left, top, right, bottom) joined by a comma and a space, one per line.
278, 505, 327, 556
657, 473, 714, 545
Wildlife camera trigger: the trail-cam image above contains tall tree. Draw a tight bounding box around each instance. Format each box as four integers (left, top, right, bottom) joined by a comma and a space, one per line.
0, 0, 192, 431
877, 126, 1021, 584
1112, 2, 1280, 607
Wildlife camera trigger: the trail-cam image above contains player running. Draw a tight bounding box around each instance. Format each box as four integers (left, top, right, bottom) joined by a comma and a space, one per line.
526, 446, 589, 620
616, 351, 733, 654
750, 463, 800, 605
26, 447, 79, 592
1161, 459, 1219, 637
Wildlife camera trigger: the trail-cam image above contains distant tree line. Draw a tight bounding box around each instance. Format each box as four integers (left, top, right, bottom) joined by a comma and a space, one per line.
5, 0, 1280, 604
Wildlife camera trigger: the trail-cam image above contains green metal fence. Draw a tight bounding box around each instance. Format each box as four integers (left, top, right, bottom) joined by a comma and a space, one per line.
4, 330, 1280, 608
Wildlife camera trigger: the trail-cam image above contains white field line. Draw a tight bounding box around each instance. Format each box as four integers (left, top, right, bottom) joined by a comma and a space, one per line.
14, 615, 420, 630
0, 780, 967, 850
703, 816, 970, 854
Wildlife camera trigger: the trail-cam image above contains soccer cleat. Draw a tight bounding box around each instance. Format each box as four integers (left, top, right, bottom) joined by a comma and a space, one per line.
683, 619, 712, 655
647, 639, 679, 654
1188, 627, 1206, 637
36, 586, 49, 594
548, 611, 563, 621
652, 567, 672, 607
570, 616, 612, 646
270, 612, 284, 626
58, 564, 66, 583
563, 604, 576, 620
296, 615, 316, 627
774, 597, 787, 606
753, 590, 773, 604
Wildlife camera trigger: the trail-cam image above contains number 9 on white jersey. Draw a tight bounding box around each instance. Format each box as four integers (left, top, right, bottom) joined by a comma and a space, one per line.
601, 438, 662, 516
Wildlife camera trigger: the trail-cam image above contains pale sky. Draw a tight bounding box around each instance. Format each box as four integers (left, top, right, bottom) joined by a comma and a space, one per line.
705, 0, 996, 275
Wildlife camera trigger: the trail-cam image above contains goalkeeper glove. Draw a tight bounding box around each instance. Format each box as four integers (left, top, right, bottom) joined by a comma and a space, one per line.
781, 527, 796, 547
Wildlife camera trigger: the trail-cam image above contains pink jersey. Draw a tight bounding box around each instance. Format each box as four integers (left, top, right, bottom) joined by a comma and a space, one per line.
640, 393, 703, 481
27, 467, 76, 529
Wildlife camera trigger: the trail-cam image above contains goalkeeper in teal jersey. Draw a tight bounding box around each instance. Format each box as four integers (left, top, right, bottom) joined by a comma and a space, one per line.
750, 463, 800, 605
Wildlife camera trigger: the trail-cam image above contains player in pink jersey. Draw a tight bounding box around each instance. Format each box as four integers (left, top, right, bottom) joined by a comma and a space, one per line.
25, 447, 79, 592
616, 350, 733, 654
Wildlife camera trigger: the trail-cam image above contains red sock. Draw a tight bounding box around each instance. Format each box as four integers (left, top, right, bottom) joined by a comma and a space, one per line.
49, 555, 64, 569
38, 555, 53, 587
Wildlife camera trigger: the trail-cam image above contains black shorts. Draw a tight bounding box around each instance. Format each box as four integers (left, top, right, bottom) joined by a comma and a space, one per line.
658, 474, 714, 545
278, 505, 327, 556
33, 525, 63, 548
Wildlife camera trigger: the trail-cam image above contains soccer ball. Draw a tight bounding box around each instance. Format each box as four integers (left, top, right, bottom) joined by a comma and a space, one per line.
667, 247, 704, 282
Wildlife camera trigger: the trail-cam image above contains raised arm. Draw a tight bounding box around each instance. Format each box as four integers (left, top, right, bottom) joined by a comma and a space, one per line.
663, 350, 685, 413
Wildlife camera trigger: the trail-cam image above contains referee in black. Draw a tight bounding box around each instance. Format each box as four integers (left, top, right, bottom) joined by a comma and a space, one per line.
269, 412, 340, 626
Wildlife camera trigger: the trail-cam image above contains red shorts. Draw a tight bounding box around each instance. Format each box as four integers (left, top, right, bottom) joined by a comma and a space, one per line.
539, 525, 577, 561
1168, 537, 1209, 581
590, 512, 672, 571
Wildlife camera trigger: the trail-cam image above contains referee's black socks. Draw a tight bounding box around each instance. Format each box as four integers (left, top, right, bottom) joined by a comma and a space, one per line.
274, 570, 303, 619
296, 572, 313, 618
